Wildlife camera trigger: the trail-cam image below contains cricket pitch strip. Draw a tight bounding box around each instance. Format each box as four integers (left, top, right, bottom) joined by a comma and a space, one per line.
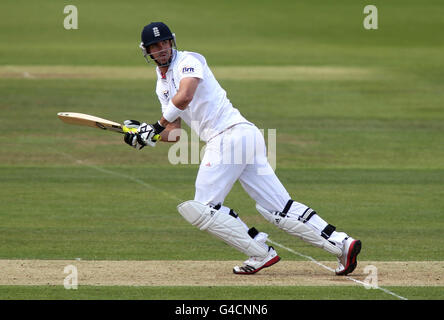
0, 260, 442, 287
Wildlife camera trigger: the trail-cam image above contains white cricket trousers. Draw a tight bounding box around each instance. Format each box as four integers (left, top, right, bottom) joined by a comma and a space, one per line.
194, 123, 348, 249
194, 123, 299, 213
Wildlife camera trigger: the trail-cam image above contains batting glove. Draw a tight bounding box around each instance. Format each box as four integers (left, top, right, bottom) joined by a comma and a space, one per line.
124, 121, 164, 149
123, 119, 141, 130
123, 120, 144, 149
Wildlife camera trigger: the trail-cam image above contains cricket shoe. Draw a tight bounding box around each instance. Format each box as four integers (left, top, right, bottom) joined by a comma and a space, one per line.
335, 237, 362, 276
233, 246, 280, 275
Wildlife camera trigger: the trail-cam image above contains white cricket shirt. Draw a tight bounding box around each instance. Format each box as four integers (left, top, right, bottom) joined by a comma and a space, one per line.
155, 50, 251, 142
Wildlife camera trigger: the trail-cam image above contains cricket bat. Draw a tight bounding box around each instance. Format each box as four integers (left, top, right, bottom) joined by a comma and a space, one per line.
57, 112, 160, 140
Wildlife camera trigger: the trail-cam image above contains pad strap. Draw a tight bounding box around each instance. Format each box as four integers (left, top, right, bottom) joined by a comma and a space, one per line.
281, 200, 316, 224
248, 227, 259, 239
229, 209, 239, 218
279, 199, 294, 217
321, 224, 336, 240
212, 204, 238, 218
299, 208, 316, 223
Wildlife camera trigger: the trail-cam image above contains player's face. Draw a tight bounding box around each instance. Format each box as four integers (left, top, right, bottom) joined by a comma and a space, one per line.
148, 40, 172, 66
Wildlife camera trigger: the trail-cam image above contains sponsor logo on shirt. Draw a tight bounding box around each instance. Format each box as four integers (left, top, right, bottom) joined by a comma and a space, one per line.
163, 90, 169, 99
182, 66, 195, 74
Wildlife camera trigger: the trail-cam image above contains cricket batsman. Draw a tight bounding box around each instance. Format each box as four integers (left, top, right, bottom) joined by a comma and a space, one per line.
123, 22, 361, 275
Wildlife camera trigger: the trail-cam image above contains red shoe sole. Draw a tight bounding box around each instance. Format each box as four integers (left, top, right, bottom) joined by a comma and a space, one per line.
336, 240, 361, 276
233, 255, 281, 275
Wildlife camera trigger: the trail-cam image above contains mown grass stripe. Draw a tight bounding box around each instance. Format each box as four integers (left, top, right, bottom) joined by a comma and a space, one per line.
0, 65, 380, 81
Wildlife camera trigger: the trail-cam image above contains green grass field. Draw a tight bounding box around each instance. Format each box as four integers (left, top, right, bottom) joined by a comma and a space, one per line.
1, 0, 443, 301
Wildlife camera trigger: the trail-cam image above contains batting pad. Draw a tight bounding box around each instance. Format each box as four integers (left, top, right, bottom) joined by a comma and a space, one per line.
177, 200, 269, 258
256, 204, 342, 256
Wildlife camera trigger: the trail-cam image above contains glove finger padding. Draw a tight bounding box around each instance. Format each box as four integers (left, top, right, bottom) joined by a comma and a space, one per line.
136, 123, 158, 147
139, 131, 157, 147
123, 120, 141, 129
137, 123, 152, 134
136, 133, 147, 147
124, 132, 145, 150
124, 132, 134, 145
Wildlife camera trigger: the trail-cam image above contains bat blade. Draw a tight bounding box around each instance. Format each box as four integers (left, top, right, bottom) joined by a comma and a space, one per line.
57, 112, 125, 134
57, 112, 160, 141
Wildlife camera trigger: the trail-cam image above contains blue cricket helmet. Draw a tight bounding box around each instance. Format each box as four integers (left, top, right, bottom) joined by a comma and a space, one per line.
141, 22, 174, 48
139, 22, 177, 67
